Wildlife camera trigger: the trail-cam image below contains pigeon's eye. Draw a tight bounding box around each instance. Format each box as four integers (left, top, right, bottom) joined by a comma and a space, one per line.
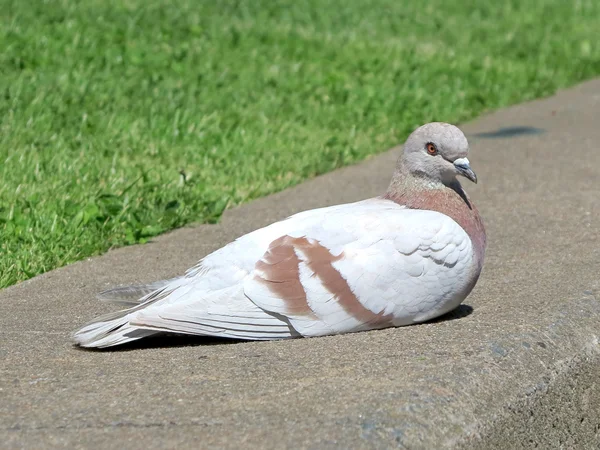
426, 143, 438, 155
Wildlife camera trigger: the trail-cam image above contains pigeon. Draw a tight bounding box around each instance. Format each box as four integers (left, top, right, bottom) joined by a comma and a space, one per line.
73, 122, 486, 348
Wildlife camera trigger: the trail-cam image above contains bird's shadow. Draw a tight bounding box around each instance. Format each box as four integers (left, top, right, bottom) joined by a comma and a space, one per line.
75, 304, 474, 352
74, 333, 238, 352
427, 303, 474, 324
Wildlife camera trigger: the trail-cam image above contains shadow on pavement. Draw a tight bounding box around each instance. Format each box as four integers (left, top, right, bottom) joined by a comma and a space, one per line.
428, 303, 474, 324
472, 126, 545, 139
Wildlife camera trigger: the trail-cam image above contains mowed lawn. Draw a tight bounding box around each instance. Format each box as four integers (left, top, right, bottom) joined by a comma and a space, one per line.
1, 0, 599, 289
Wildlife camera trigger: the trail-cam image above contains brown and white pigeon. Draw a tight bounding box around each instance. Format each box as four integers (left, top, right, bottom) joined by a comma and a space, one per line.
73, 122, 486, 348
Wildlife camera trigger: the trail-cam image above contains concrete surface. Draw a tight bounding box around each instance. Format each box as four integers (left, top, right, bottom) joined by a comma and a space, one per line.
2, 79, 600, 449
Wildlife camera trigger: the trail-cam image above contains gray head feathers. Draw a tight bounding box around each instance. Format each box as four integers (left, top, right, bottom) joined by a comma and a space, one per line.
398, 122, 476, 185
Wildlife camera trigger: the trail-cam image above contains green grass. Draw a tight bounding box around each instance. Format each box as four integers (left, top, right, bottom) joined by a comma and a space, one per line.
1, 0, 599, 289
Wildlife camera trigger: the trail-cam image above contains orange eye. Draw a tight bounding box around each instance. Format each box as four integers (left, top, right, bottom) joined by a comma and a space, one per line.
426, 143, 437, 155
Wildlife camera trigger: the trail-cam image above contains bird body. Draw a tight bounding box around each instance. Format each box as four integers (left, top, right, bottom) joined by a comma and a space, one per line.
73, 123, 486, 348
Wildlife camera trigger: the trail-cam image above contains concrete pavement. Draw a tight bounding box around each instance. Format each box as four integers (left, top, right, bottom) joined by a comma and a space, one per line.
2, 79, 600, 449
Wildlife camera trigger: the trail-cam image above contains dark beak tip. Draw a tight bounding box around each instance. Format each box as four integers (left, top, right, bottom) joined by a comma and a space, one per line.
455, 164, 477, 184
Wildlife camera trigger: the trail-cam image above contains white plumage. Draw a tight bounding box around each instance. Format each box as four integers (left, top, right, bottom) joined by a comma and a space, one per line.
73, 122, 486, 348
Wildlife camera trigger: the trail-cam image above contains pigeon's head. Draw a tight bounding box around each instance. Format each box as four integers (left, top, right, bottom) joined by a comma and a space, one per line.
402, 122, 477, 184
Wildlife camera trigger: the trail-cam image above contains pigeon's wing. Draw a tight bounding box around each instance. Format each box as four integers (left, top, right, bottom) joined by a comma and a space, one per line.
73, 200, 368, 346
125, 201, 386, 341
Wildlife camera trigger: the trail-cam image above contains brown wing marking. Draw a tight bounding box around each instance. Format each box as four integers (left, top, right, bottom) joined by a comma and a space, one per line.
255, 236, 392, 326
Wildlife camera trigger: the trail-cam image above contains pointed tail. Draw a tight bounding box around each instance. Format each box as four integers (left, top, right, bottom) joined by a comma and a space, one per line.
72, 308, 157, 348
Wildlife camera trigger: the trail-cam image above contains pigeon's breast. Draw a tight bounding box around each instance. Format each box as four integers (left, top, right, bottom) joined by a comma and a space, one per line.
384, 186, 486, 312
386, 187, 486, 269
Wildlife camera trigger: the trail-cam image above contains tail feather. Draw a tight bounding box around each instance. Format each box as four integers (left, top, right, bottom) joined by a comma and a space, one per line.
74, 279, 185, 348
72, 308, 157, 348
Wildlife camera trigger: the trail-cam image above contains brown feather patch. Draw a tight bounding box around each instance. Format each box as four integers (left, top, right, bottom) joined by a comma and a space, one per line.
254, 236, 315, 316
256, 235, 393, 325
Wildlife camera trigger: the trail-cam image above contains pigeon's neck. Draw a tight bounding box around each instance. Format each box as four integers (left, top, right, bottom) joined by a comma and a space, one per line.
383, 167, 486, 266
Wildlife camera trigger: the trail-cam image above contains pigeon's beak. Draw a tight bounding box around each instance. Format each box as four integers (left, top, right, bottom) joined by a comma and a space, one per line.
453, 158, 477, 184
